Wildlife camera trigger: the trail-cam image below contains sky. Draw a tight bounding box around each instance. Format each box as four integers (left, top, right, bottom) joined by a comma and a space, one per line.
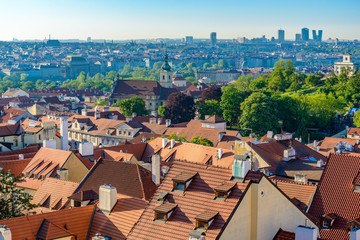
0, 0, 359, 41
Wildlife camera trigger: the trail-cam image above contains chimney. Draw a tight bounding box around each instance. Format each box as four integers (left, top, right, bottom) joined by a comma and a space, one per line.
81, 108, 88, 116
151, 110, 157, 117
149, 118, 156, 124
162, 138, 168, 149
317, 159, 324, 168
295, 226, 318, 240
0, 225, 12, 240
126, 116, 132, 123
132, 112, 137, 118
218, 131, 225, 143
294, 173, 307, 184
217, 148, 223, 159
165, 119, 171, 127
103, 106, 109, 112
158, 118, 162, 125
99, 184, 117, 215
79, 142, 94, 156
267, 131, 274, 139
9, 112, 13, 119
152, 154, 161, 185
43, 139, 57, 149
232, 158, 251, 180
57, 169, 68, 180
60, 117, 69, 151
284, 148, 296, 161
170, 139, 175, 149
94, 111, 101, 120
350, 227, 360, 240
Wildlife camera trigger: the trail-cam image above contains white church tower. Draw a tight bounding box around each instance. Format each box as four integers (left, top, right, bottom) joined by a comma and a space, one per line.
159, 49, 173, 88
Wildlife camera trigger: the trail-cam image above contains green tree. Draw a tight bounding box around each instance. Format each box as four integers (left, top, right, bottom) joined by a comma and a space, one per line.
218, 60, 229, 69
354, 111, 360, 128
0, 169, 37, 220
21, 81, 35, 91
94, 99, 108, 106
158, 105, 165, 117
190, 136, 214, 147
239, 92, 280, 136
164, 92, 195, 124
197, 100, 223, 120
220, 86, 248, 127
185, 76, 196, 83
114, 97, 147, 117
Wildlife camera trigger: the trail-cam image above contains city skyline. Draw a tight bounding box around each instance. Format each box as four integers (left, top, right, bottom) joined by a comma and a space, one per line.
1, 0, 360, 41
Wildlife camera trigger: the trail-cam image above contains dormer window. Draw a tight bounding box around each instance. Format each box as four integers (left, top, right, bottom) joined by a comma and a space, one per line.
353, 172, 360, 192
214, 182, 236, 201
195, 211, 218, 230
157, 192, 168, 204
321, 213, 337, 229
172, 172, 197, 193
154, 202, 177, 223
348, 218, 360, 231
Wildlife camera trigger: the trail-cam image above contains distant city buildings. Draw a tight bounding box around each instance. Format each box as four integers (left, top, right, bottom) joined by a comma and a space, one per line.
185, 36, 193, 44
295, 33, 302, 42
210, 32, 217, 47
312, 30, 323, 42
301, 28, 309, 41
278, 29, 285, 42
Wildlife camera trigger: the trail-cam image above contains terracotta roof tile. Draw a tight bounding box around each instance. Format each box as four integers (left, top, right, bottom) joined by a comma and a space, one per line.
0, 205, 95, 240
0, 158, 31, 177
308, 154, 360, 239
74, 159, 157, 201
142, 137, 236, 169
271, 179, 317, 211
89, 194, 148, 239
127, 161, 261, 240
31, 177, 79, 212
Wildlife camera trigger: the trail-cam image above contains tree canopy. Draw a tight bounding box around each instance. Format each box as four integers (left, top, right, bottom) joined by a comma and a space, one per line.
164, 92, 195, 124
0, 170, 37, 220
113, 96, 147, 117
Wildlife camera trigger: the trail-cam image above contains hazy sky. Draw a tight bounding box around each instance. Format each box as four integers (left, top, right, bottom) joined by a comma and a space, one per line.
1, 0, 359, 41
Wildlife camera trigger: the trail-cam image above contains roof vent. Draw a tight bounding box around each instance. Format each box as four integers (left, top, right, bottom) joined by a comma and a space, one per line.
294, 173, 307, 184
18, 154, 24, 160
92, 233, 105, 240
165, 119, 171, 127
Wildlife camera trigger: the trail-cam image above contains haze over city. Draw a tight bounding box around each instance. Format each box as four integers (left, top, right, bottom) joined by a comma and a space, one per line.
1, 0, 360, 41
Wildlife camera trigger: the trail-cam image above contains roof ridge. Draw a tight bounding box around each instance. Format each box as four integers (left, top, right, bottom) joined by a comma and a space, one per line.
271, 178, 315, 186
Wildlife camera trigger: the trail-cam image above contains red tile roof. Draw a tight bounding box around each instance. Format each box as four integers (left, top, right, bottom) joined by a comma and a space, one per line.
127, 160, 261, 240
308, 154, 360, 239
0, 158, 31, 177
74, 159, 157, 201
89, 194, 148, 239
0, 205, 95, 240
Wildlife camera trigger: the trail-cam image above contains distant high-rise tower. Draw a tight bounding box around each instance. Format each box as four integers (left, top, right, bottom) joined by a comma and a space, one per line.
301, 28, 309, 41
185, 36, 194, 44
295, 34, 301, 42
210, 32, 217, 47
312, 30, 318, 41
278, 29, 285, 42
159, 49, 173, 88
87, 37, 92, 42
318, 30, 323, 42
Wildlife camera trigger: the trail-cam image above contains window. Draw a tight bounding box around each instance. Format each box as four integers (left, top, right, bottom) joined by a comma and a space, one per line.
163, 75, 165, 80
195, 211, 218, 230
323, 221, 329, 228
172, 172, 197, 193
154, 202, 177, 223
39, 134, 41, 140
74, 201, 81, 207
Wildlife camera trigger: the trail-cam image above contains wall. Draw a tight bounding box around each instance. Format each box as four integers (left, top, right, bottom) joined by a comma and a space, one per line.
220, 177, 319, 240
62, 153, 89, 182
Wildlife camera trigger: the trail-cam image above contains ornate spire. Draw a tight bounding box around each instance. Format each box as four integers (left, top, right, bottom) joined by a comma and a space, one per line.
161, 47, 172, 72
